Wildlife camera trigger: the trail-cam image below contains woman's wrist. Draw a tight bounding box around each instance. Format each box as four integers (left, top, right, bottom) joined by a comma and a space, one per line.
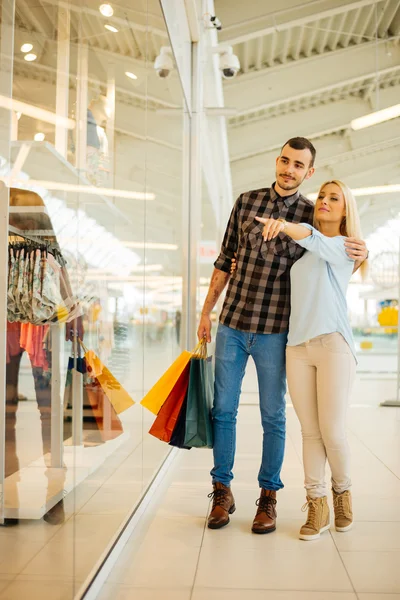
277, 218, 287, 231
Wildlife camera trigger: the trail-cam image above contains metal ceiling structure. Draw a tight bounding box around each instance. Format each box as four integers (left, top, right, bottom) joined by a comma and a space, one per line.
8, 0, 400, 240
215, 0, 400, 237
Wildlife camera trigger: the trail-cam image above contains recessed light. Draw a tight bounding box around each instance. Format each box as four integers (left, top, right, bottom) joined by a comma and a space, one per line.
34, 132, 45, 141
104, 24, 118, 32
21, 43, 33, 53
125, 71, 137, 80
24, 53, 37, 62
99, 4, 113, 17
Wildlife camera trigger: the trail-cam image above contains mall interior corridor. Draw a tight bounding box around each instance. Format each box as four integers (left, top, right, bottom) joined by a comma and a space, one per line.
95, 377, 400, 600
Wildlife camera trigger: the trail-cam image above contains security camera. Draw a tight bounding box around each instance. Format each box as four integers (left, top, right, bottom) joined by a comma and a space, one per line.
154, 47, 174, 79
213, 46, 240, 79
204, 14, 222, 30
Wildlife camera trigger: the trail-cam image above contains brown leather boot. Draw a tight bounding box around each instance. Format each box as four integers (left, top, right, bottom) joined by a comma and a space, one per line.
207, 482, 236, 529
252, 489, 277, 534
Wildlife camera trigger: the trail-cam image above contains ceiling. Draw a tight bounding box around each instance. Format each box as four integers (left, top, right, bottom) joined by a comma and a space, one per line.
214, 0, 400, 237
6, 0, 400, 254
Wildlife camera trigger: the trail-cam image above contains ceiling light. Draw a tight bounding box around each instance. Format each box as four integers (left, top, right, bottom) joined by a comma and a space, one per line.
351, 104, 400, 130
34, 132, 45, 141
104, 24, 118, 32
21, 43, 33, 53
24, 53, 37, 62
99, 3, 113, 17
125, 71, 137, 80
307, 184, 400, 201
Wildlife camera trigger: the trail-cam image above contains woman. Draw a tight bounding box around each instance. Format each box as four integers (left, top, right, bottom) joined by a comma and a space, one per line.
233, 180, 366, 541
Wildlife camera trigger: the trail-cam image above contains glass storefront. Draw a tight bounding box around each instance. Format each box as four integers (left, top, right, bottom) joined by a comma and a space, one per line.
0, 0, 201, 596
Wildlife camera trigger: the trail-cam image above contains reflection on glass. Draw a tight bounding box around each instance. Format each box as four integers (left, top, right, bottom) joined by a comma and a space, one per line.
0, 0, 185, 595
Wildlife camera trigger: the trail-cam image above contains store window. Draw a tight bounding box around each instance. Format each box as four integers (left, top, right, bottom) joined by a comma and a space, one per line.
0, 0, 186, 596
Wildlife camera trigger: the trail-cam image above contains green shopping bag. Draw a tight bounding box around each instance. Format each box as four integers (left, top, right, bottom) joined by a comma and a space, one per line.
183, 355, 213, 448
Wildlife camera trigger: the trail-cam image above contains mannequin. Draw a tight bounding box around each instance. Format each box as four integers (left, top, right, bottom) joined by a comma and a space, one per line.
86, 95, 110, 186
5, 188, 83, 526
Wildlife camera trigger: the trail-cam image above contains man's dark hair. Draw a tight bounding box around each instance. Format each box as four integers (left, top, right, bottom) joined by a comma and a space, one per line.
281, 137, 316, 167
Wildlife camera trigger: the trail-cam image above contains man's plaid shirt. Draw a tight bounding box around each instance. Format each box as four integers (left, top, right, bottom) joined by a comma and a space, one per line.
214, 185, 314, 334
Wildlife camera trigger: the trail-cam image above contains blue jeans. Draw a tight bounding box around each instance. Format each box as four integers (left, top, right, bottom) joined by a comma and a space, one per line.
211, 322, 287, 491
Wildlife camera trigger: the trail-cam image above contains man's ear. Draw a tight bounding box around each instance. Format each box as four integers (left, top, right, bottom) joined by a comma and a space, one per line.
305, 167, 315, 180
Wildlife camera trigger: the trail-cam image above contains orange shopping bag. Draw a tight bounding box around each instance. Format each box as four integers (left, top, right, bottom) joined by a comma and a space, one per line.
141, 344, 204, 415
79, 339, 135, 414
148, 362, 190, 443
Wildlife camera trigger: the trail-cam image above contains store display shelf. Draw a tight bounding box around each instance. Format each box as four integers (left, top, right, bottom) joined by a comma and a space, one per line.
3, 433, 128, 520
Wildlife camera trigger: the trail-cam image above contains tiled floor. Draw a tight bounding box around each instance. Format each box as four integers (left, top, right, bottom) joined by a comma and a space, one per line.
98, 402, 400, 600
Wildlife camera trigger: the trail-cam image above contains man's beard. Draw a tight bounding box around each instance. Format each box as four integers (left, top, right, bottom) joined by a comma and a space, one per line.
277, 172, 305, 191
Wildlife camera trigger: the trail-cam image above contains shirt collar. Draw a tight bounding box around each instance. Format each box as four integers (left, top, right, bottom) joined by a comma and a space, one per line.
271, 182, 300, 207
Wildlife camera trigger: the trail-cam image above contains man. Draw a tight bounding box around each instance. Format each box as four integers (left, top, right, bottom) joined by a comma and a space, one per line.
197, 137, 367, 534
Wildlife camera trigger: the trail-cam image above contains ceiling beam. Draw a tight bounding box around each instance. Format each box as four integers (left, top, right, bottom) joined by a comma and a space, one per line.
223, 42, 400, 117
217, 0, 380, 46
228, 85, 400, 161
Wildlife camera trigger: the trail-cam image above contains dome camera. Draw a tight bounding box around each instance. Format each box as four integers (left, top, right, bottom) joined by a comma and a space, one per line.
154, 46, 174, 79
213, 46, 240, 80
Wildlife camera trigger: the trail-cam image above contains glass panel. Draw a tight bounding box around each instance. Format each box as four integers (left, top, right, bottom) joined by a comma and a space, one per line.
0, 0, 185, 596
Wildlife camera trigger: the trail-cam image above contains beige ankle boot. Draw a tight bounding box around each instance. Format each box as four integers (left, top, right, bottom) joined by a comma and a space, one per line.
333, 489, 353, 532
299, 496, 330, 541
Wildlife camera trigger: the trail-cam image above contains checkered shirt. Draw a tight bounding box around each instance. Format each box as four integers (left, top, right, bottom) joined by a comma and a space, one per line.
214, 185, 314, 334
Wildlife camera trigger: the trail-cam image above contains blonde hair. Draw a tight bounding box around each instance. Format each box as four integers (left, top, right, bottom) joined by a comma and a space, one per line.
313, 179, 368, 278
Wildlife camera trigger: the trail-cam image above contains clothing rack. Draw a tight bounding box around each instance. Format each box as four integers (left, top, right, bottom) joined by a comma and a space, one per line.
7, 223, 65, 467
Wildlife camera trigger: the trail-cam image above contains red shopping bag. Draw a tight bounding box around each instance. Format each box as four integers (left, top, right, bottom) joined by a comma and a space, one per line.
148, 362, 190, 443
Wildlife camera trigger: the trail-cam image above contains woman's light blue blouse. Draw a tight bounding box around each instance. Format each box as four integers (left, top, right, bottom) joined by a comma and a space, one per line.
287, 224, 357, 362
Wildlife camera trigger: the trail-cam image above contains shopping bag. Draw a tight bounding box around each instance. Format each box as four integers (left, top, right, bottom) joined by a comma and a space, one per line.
148, 362, 190, 443
79, 339, 135, 414
141, 350, 192, 415
84, 378, 124, 442
184, 355, 214, 448
169, 393, 191, 449
63, 355, 123, 444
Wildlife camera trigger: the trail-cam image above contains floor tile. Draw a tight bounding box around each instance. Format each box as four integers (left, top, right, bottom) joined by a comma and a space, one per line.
0, 578, 77, 600
20, 514, 124, 581
97, 583, 191, 600
192, 591, 357, 600
0, 540, 45, 575
341, 551, 400, 593
331, 522, 400, 552
358, 595, 400, 599
107, 545, 200, 587
195, 544, 353, 591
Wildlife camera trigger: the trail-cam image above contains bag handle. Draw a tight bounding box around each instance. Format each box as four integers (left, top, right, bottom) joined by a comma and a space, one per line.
192, 337, 208, 359
77, 337, 89, 354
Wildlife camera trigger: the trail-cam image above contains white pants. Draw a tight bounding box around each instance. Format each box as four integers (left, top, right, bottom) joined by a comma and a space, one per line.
286, 333, 356, 499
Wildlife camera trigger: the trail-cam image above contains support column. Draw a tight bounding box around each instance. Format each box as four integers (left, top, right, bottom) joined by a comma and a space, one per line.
188, 41, 203, 349
55, 4, 71, 158
106, 62, 116, 189
76, 41, 88, 174
0, 0, 15, 525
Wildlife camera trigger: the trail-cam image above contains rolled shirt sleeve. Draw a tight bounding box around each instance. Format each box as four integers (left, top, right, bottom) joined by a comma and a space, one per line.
213, 195, 241, 273
294, 223, 354, 266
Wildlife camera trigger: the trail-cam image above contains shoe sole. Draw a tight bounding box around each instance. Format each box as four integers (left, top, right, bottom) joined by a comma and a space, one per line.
336, 522, 353, 532
251, 526, 276, 535
299, 523, 330, 541
207, 504, 236, 530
